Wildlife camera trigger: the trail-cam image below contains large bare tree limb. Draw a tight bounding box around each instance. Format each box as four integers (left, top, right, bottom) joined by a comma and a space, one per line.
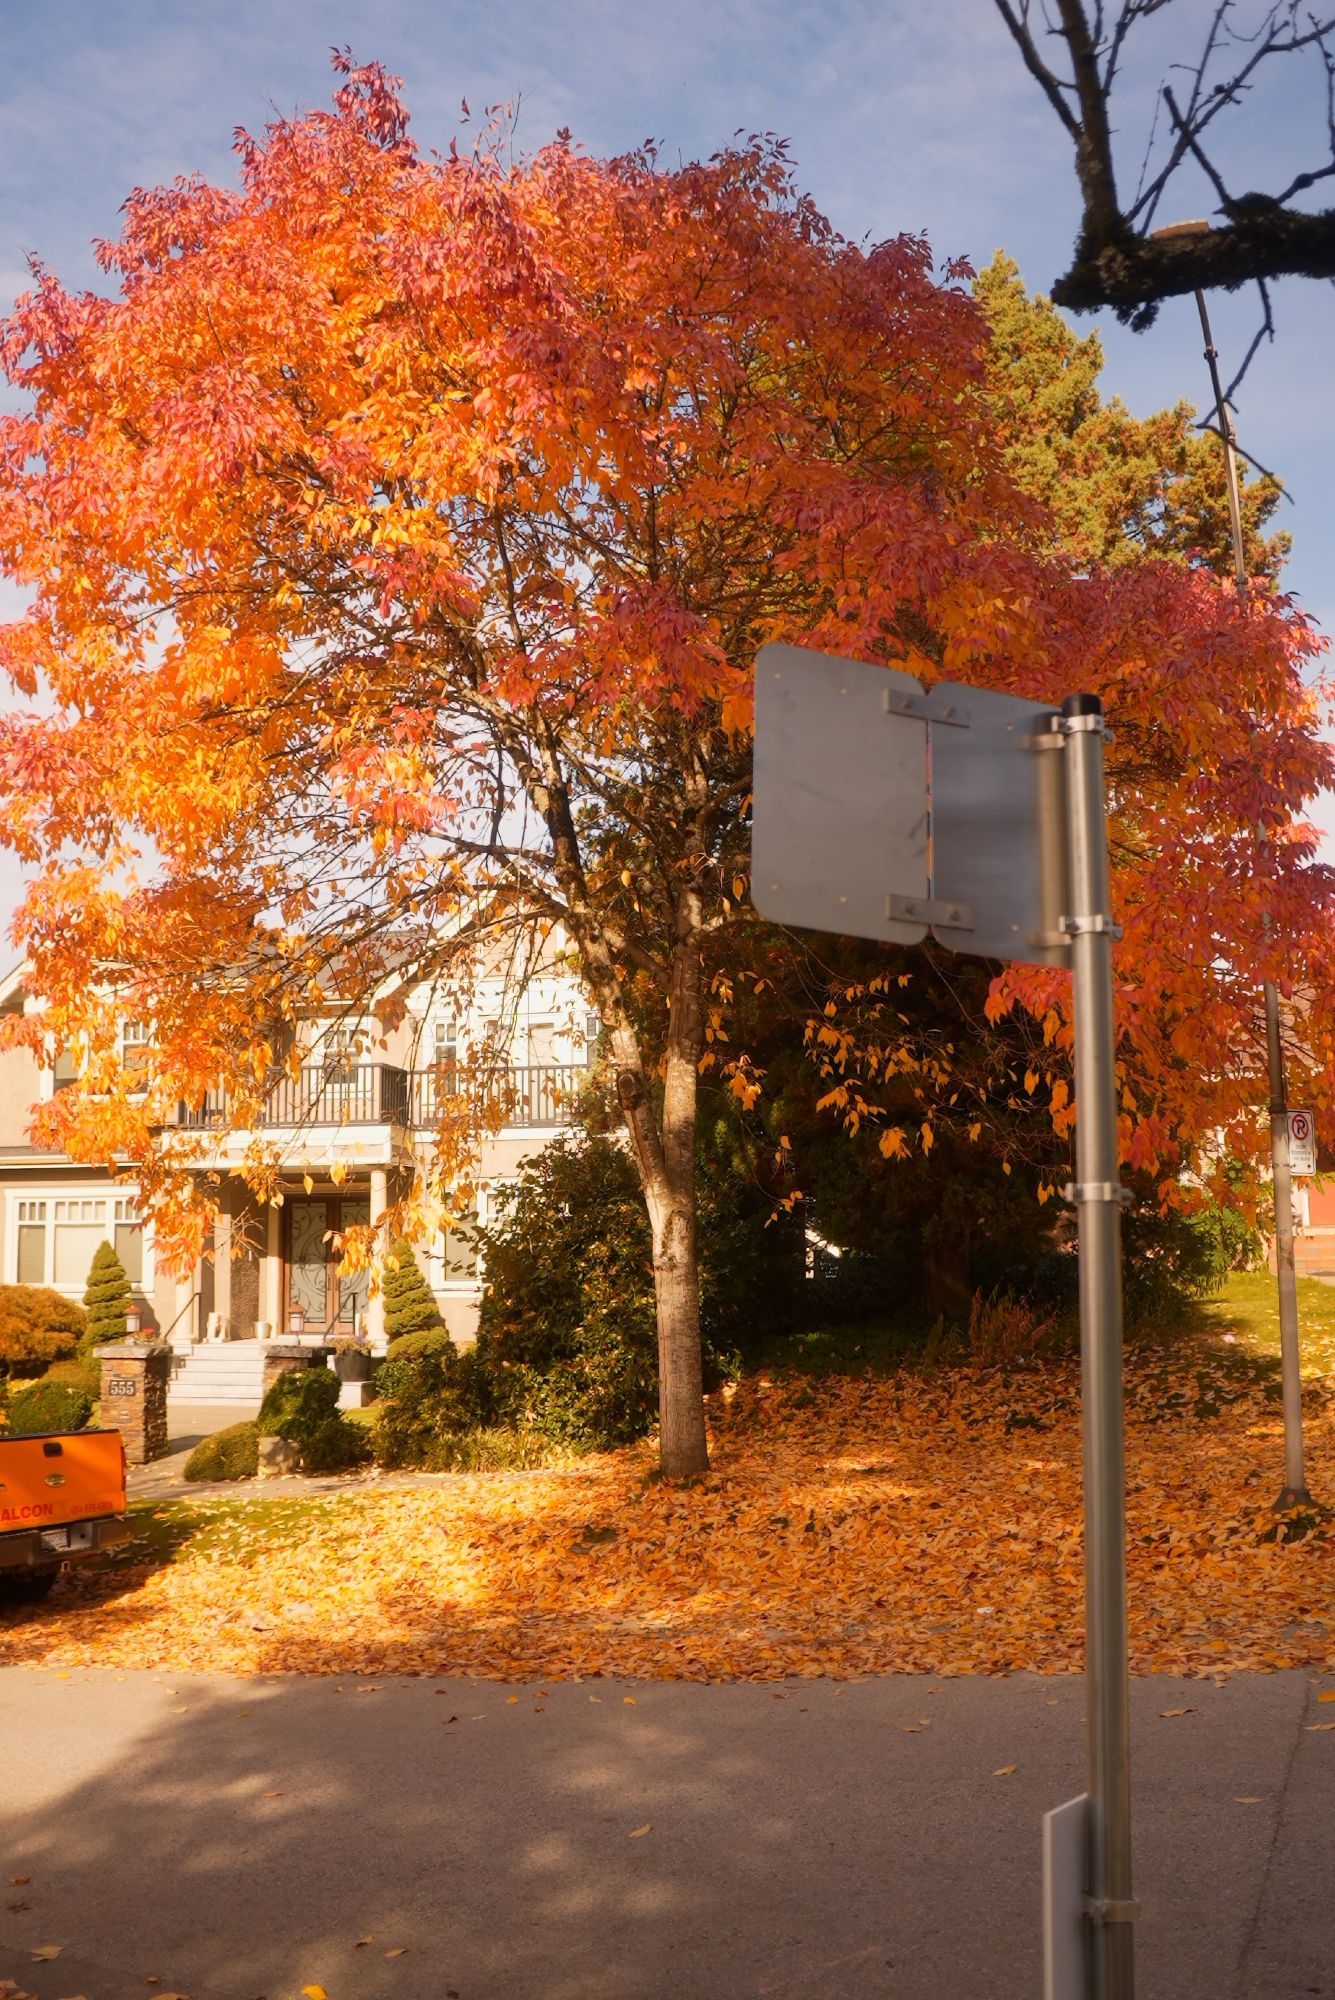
995, 0, 1335, 327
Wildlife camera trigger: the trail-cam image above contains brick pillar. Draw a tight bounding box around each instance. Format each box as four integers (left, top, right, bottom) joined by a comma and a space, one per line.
99, 1339, 171, 1466
260, 1343, 320, 1399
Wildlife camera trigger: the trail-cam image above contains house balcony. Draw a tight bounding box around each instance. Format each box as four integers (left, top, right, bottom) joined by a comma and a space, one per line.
164, 1061, 587, 1167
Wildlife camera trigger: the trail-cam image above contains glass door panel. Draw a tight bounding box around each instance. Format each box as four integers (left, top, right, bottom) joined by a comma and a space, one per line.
289, 1199, 331, 1329
336, 1199, 371, 1328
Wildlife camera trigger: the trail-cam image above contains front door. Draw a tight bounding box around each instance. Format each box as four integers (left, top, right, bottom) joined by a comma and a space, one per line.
286, 1196, 371, 1334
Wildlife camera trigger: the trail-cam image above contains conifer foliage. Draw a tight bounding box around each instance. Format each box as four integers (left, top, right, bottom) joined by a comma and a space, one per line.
83, 1240, 131, 1346
382, 1241, 442, 1344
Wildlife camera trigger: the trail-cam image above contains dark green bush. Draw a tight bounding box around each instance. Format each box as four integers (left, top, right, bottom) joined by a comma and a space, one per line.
184, 1421, 259, 1482
257, 1365, 369, 1472
82, 1241, 131, 1347
384, 1325, 456, 1364
371, 1133, 804, 1468
1122, 1195, 1262, 1331
382, 1240, 443, 1342
44, 1355, 104, 1401
0, 1285, 86, 1379
6, 1378, 93, 1436
373, 1338, 492, 1470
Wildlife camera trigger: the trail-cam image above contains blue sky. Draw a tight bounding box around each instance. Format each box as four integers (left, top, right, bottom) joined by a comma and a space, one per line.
2, 0, 1332, 931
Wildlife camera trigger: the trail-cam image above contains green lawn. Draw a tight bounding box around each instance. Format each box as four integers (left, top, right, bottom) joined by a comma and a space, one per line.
1201, 1270, 1335, 1376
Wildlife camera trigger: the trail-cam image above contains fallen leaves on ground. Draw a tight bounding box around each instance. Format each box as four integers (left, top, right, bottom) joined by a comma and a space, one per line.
2, 1357, 1333, 1681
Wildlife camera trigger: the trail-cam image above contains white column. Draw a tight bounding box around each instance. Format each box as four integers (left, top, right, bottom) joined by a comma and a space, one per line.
366, 1167, 388, 1346
263, 1201, 282, 1336
212, 1205, 232, 1334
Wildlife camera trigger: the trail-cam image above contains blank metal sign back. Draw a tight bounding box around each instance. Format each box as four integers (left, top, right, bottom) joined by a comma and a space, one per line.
751, 642, 928, 945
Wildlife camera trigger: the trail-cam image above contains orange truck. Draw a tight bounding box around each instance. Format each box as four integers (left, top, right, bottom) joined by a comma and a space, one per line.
0, 1428, 131, 1603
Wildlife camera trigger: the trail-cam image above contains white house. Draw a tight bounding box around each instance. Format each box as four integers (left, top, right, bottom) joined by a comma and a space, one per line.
0, 951, 600, 1402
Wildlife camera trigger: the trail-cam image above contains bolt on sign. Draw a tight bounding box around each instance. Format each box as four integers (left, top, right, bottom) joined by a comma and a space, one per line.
751, 642, 1072, 967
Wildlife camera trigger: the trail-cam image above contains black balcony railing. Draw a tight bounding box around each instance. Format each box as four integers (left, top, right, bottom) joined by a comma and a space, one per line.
409, 1062, 586, 1130
266, 1063, 410, 1127
171, 1062, 584, 1132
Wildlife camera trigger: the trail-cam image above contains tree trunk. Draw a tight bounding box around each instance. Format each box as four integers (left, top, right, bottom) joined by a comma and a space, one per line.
650, 893, 710, 1476
652, 1194, 708, 1476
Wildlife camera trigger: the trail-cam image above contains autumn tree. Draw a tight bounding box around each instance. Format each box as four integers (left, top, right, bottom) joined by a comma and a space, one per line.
1, 56, 1332, 1478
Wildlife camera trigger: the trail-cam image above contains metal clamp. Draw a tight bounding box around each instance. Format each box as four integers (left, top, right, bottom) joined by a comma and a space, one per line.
1063, 1181, 1133, 1207
886, 893, 975, 932
1060, 914, 1124, 940
1082, 1896, 1140, 1927
1056, 712, 1114, 741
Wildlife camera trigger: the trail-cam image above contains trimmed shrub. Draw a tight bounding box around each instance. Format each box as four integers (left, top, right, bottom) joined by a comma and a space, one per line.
184, 1421, 259, 1482
382, 1241, 442, 1342
6, 1378, 93, 1436
44, 1355, 104, 1401
372, 1338, 491, 1470
258, 1365, 370, 1472
384, 1325, 456, 1364
0, 1285, 86, 1379
83, 1241, 131, 1347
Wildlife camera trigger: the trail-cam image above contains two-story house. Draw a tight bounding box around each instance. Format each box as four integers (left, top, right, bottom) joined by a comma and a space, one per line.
0, 953, 600, 1403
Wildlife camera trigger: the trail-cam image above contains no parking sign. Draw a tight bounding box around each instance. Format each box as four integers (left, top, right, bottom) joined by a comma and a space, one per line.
1287, 1108, 1317, 1176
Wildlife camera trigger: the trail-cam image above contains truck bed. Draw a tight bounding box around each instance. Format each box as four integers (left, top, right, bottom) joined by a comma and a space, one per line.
0, 1427, 130, 1573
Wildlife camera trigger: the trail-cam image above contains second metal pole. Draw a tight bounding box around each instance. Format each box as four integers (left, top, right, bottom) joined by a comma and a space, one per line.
1192, 285, 1309, 1510
1063, 693, 1135, 2000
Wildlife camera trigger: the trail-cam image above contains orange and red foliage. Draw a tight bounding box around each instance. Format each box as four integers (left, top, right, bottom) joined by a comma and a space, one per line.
0, 51, 1329, 1257
2, 1360, 1330, 1680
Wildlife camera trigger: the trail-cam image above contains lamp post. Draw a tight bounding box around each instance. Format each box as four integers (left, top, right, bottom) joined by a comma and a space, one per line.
124, 1304, 141, 1337
1151, 221, 1311, 1509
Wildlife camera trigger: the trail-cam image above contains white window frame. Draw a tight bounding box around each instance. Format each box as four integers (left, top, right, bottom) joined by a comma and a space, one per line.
431, 1181, 496, 1293
4, 1185, 153, 1296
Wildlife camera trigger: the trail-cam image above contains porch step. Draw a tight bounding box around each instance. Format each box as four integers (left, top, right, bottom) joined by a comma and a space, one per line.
169, 1340, 267, 1407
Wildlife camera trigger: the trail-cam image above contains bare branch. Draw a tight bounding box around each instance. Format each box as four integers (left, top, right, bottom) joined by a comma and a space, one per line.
995, 0, 1335, 319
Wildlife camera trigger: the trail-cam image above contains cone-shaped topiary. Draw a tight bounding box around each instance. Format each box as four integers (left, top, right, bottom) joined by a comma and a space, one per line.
83, 1239, 131, 1346
382, 1240, 442, 1345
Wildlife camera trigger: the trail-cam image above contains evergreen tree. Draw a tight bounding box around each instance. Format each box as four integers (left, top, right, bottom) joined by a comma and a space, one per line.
382, 1241, 442, 1343
974, 253, 1286, 579
83, 1240, 131, 1346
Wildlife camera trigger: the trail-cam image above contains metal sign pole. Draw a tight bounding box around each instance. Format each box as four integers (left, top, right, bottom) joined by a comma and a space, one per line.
1061, 694, 1136, 2000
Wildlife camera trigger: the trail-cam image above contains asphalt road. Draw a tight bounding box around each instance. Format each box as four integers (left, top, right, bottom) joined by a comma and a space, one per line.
0, 1666, 1330, 2000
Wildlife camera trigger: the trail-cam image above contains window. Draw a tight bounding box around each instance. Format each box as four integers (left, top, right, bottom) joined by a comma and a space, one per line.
120, 1018, 151, 1070
51, 1045, 79, 1093
53, 1197, 105, 1287
114, 1196, 144, 1287
433, 1021, 459, 1070
16, 1200, 46, 1285
527, 1021, 557, 1069
584, 1012, 602, 1065
9, 1190, 149, 1293
442, 1207, 478, 1281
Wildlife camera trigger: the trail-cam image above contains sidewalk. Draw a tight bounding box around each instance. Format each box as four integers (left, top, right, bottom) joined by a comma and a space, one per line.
0, 1666, 1329, 1999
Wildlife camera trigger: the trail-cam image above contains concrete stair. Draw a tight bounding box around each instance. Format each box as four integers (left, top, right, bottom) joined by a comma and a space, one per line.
169, 1339, 266, 1408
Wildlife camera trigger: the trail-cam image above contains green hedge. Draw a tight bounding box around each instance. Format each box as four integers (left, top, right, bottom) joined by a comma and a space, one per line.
6, 1379, 93, 1436
184, 1421, 259, 1482
258, 1366, 370, 1473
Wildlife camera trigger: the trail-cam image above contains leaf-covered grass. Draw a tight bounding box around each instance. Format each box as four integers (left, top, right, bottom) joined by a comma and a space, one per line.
1201, 1270, 1335, 1377
2, 1338, 1330, 1682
